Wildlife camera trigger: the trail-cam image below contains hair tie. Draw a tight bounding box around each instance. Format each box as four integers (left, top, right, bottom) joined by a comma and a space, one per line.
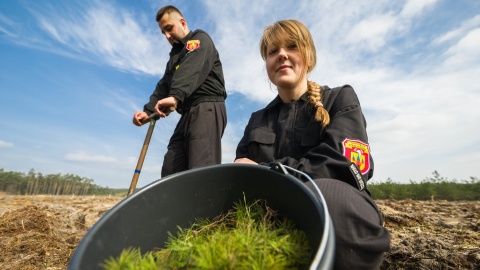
315, 102, 323, 108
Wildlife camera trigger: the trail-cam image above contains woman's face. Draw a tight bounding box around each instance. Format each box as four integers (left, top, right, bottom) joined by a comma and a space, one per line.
266, 42, 305, 90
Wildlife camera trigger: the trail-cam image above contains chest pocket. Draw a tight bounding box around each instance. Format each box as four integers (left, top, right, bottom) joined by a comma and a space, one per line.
299, 122, 325, 159
301, 122, 322, 146
248, 127, 276, 163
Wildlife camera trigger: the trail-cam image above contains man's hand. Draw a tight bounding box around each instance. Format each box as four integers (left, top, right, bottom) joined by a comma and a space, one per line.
132, 111, 149, 126
155, 96, 178, 118
234, 158, 258, 165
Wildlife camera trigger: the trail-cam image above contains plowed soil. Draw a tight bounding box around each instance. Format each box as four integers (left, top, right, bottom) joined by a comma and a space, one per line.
0, 194, 478, 269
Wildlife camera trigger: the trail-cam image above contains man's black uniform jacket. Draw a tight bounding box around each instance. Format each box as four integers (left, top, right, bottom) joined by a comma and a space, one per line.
144, 29, 226, 115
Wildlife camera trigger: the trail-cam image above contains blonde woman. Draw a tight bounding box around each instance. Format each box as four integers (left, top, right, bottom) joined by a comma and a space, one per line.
235, 20, 390, 269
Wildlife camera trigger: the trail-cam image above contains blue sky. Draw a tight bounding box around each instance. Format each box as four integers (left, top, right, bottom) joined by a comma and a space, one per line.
1, 0, 479, 188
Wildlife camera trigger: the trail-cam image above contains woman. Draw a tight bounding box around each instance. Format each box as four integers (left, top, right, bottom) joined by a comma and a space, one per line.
235, 20, 391, 269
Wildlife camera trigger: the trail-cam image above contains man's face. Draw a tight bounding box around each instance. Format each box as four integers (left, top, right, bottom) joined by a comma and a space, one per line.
158, 12, 188, 45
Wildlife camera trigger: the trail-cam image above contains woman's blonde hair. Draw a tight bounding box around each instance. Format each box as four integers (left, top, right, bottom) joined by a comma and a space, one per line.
259, 20, 330, 127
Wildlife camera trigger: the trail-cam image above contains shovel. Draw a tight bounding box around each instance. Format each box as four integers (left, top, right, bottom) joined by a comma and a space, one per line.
127, 107, 175, 196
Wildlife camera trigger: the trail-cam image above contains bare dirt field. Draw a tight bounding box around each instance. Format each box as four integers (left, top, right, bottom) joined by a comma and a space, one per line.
0, 194, 478, 269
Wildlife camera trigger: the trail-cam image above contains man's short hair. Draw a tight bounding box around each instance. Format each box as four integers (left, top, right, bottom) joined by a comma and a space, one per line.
156, 5, 184, 22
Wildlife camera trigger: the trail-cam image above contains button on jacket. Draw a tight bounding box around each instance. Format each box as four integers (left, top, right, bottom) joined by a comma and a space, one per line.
144, 29, 226, 114
235, 85, 374, 190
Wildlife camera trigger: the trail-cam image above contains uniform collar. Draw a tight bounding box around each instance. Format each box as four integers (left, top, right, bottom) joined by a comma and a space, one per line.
180, 31, 194, 45
264, 92, 309, 110
171, 31, 193, 50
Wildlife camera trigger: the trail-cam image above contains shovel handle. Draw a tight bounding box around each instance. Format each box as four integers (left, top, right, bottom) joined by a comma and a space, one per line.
128, 105, 176, 196
140, 106, 176, 125
128, 120, 155, 196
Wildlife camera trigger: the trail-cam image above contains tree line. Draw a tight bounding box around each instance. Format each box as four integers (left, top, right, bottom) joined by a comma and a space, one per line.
369, 171, 480, 201
0, 168, 125, 196
1, 168, 478, 200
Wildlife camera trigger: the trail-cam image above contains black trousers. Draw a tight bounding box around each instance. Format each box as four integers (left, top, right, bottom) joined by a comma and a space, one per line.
161, 101, 227, 177
305, 179, 391, 270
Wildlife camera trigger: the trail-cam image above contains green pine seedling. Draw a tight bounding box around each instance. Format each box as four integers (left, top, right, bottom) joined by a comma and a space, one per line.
101, 247, 157, 270
102, 195, 312, 269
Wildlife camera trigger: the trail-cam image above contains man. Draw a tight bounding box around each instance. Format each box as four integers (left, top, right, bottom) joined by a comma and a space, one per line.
133, 5, 227, 177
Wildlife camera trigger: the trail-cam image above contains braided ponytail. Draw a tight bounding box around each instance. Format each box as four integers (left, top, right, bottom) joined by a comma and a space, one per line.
307, 80, 330, 127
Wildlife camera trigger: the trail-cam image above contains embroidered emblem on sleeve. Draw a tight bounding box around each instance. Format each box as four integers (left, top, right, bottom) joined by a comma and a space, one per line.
186, 40, 200, 51
342, 139, 371, 174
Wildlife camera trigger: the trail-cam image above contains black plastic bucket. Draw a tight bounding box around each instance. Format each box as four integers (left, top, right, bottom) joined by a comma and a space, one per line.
68, 163, 335, 269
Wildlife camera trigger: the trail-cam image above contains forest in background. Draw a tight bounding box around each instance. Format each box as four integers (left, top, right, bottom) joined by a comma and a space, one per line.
0, 168, 479, 200
369, 170, 479, 200
0, 168, 126, 196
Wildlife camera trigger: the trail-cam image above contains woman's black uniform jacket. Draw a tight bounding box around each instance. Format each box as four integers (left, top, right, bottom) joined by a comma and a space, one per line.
143, 29, 226, 115
235, 85, 373, 191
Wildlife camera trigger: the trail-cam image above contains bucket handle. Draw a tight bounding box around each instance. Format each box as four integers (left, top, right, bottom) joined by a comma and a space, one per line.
269, 162, 326, 207
270, 162, 334, 270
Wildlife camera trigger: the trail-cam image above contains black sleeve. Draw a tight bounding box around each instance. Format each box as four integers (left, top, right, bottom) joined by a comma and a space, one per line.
168, 31, 216, 103
143, 63, 170, 115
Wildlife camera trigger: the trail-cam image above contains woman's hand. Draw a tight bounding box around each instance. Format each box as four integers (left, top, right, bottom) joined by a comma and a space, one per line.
234, 158, 258, 165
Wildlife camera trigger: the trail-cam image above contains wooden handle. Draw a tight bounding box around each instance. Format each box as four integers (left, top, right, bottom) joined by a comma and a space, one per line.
140, 106, 176, 125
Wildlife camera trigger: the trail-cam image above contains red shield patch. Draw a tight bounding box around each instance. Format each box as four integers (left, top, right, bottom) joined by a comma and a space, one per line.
342, 139, 371, 174
186, 40, 200, 51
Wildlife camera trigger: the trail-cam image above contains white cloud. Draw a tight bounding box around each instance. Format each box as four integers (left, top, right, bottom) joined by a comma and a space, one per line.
346, 14, 397, 52
201, 0, 278, 100
343, 0, 438, 54
0, 13, 17, 37
433, 14, 480, 45
441, 28, 480, 69
65, 152, 117, 163
401, 0, 438, 18
21, 1, 167, 76
104, 89, 146, 118
0, 140, 14, 148
200, 0, 445, 102
221, 121, 246, 164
